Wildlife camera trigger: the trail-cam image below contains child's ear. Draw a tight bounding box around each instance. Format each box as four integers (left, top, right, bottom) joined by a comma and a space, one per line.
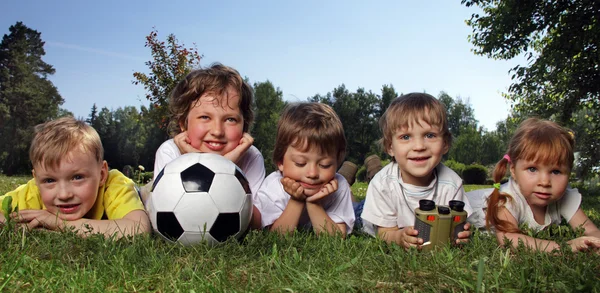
99, 161, 109, 186
509, 163, 516, 180
31, 169, 36, 179
179, 119, 187, 132
277, 161, 284, 173
442, 141, 450, 155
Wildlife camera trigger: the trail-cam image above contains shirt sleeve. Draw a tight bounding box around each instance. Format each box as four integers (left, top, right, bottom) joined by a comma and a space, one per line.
361, 175, 398, 229
560, 187, 582, 222
322, 174, 355, 234
254, 173, 286, 228
1, 179, 44, 214
102, 170, 145, 219
241, 147, 266, 199
153, 140, 179, 180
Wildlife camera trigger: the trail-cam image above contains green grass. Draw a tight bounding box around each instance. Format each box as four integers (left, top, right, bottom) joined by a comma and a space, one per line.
2, 176, 600, 291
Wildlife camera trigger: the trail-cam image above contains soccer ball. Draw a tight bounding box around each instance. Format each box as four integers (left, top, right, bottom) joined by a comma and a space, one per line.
146, 153, 253, 246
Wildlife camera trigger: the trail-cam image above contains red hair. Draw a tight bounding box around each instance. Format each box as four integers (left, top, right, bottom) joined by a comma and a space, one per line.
486, 118, 575, 232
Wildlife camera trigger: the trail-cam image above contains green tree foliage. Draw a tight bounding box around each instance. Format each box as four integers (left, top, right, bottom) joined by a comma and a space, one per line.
311, 85, 380, 164
132, 29, 202, 136
0, 22, 64, 174
88, 105, 156, 172
463, 0, 600, 178
438, 92, 477, 138
252, 80, 284, 174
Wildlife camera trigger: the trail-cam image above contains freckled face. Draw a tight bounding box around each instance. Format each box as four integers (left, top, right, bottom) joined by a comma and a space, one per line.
182, 87, 244, 156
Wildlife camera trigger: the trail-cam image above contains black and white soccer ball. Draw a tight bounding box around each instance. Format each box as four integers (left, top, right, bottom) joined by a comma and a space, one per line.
147, 153, 253, 246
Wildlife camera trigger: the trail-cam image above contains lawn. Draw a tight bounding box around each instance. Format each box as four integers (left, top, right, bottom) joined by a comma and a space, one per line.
1, 175, 599, 292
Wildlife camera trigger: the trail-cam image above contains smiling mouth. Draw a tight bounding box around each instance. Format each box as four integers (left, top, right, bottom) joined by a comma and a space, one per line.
300, 182, 322, 189
410, 157, 430, 162
57, 204, 80, 213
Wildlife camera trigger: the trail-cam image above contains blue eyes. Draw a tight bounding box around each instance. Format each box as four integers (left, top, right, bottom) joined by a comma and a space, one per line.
398, 133, 436, 140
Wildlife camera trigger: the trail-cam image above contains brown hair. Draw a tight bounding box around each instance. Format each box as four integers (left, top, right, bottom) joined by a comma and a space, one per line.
486, 118, 575, 232
272, 102, 346, 167
379, 93, 451, 159
168, 63, 254, 136
30, 116, 104, 170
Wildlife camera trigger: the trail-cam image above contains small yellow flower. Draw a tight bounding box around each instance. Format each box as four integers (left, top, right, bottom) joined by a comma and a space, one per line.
138, 165, 145, 171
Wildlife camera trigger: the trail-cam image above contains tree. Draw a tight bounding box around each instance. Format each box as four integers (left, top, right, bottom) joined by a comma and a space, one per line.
252, 81, 285, 174
0, 22, 64, 174
438, 92, 477, 138
463, 0, 600, 178
132, 29, 202, 137
311, 85, 380, 164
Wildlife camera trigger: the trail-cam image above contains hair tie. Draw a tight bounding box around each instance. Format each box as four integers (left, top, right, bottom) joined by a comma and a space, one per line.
503, 154, 511, 163
493, 183, 501, 190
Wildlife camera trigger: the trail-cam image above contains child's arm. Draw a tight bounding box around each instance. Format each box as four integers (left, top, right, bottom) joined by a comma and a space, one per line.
269, 177, 306, 234
304, 179, 347, 237
250, 205, 262, 230
494, 206, 600, 252
14, 209, 151, 238
377, 226, 423, 249
568, 208, 600, 238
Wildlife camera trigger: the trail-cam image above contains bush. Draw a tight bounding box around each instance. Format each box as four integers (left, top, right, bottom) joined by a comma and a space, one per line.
444, 159, 466, 177
463, 164, 488, 184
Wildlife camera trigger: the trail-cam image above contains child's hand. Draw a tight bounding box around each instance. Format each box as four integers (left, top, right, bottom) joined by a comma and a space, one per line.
173, 131, 201, 154
568, 236, 600, 252
306, 178, 338, 203
399, 226, 423, 249
12, 210, 64, 231
223, 133, 254, 164
455, 222, 472, 244
281, 177, 306, 202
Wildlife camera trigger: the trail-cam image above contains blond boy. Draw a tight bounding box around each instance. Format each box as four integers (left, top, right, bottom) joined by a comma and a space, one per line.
0, 117, 150, 238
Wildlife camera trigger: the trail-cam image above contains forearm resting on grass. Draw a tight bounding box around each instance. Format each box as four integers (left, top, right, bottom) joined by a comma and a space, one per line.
15, 209, 150, 239
306, 202, 346, 237
69, 210, 151, 238
270, 199, 304, 234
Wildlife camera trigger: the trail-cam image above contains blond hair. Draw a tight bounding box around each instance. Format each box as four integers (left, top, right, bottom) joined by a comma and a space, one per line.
30, 116, 103, 170
169, 63, 254, 136
486, 118, 575, 232
273, 102, 346, 166
379, 93, 451, 156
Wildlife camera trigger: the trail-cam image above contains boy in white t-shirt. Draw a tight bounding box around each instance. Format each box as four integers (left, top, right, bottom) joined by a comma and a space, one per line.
361, 93, 472, 249
255, 102, 355, 237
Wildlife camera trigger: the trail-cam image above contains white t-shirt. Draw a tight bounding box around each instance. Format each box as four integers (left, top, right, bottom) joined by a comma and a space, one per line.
153, 139, 266, 198
255, 172, 355, 234
361, 162, 473, 236
501, 179, 581, 231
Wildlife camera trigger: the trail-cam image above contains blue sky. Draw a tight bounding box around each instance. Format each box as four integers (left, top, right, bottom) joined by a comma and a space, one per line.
1, 1, 521, 131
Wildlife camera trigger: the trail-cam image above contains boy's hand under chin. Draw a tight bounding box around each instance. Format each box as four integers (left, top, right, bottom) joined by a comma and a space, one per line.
305, 178, 338, 203
174, 132, 254, 165
12, 209, 65, 231
280, 177, 339, 203
281, 177, 306, 201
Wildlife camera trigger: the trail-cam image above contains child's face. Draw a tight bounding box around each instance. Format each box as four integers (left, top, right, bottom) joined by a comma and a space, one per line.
387, 119, 448, 186
182, 87, 244, 156
33, 149, 108, 221
510, 159, 569, 209
278, 143, 338, 197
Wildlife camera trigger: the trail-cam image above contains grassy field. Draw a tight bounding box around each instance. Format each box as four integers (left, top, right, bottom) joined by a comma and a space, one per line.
1, 175, 600, 292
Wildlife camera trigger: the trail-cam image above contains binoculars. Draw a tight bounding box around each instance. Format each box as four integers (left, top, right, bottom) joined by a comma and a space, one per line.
413, 199, 468, 251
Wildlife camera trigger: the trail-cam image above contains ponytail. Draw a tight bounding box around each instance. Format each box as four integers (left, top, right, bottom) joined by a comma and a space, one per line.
485, 157, 520, 233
